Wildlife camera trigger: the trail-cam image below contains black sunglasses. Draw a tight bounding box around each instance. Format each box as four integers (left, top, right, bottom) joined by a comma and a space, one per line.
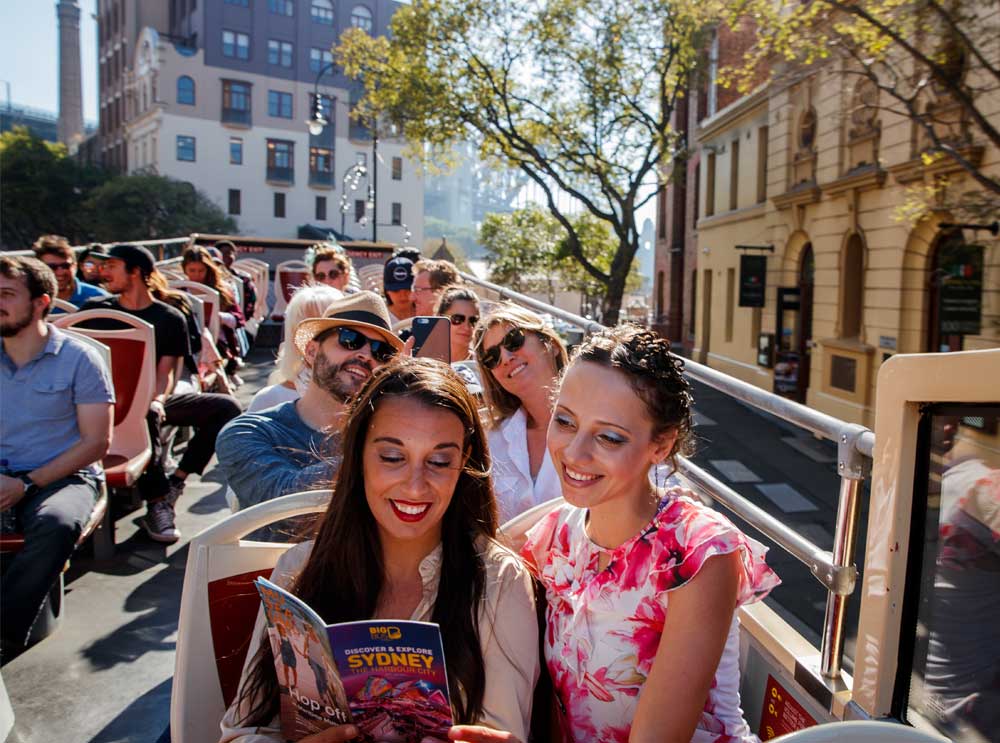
449, 313, 479, 327
480, 327, 526, 370
43, 261, 73, 271
314, 270, 342, 282
333, 326, 397, 363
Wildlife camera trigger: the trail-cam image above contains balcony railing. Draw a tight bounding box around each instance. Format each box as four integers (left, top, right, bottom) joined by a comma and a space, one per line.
309, 170, 334, 187
222, 108, 251, 126
267, 166, 294, 183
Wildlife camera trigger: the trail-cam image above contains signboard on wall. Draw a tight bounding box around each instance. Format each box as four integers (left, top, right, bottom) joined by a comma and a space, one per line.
739, 255, 767, 307
759, 674, 817, 739
938, 243, 983, 335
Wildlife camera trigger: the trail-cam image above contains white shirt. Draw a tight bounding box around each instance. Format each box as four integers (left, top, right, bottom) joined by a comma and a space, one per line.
247, 383, 299, 413
488, 407, 562, 525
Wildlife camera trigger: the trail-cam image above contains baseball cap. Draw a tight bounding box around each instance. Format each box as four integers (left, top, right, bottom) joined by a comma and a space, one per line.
383, 256, 414, 292
107, 244, 156, 277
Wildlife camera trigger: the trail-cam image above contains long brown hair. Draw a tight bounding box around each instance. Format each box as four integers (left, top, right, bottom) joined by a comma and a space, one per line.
472, 303, 568, 427
235, 357, 499, 726
181, 245, 237, 308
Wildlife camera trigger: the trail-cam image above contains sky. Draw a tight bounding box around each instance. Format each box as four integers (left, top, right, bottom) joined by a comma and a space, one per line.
0, 0, 99, 123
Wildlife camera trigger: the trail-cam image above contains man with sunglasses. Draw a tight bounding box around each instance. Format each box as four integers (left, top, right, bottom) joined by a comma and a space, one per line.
32, 235, 108, 312
216, 292, 403, 514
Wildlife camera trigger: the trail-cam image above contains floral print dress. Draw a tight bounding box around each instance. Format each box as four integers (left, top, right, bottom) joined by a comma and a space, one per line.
522, 487, 780, 743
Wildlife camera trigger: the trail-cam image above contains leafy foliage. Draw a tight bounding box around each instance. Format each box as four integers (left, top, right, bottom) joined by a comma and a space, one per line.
338, 0, 725, 322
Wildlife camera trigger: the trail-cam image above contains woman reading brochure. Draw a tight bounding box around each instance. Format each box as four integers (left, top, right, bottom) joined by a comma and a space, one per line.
220, 358, 539, 743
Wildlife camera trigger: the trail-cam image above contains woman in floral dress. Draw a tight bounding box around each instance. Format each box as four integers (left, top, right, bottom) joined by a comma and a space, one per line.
522, 325, 780, 743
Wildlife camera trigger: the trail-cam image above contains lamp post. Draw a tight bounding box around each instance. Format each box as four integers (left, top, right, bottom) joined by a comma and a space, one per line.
339, 154, 368, 237
307, 61, 380, 242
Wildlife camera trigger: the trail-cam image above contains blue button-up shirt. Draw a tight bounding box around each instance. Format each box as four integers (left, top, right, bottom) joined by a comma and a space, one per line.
0, 325, 115, 473
49, 278, 108, 314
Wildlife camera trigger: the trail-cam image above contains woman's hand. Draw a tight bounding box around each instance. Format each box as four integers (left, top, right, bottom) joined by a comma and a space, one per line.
300, 724, 360, 742
447, 725, 521, 743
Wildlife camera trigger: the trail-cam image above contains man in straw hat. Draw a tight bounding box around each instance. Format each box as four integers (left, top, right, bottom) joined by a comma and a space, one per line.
216, 291, 403, 513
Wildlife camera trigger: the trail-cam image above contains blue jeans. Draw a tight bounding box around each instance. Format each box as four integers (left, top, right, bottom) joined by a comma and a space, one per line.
1, 471, 98, 649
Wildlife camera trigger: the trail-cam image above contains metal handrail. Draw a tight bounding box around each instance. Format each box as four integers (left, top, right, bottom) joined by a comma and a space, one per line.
461, 269, 873, 680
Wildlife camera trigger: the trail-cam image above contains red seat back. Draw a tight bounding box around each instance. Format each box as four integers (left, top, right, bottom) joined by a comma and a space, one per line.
208, 567, 272, 706
101, 337, 145, 424
280, 271, 308, 302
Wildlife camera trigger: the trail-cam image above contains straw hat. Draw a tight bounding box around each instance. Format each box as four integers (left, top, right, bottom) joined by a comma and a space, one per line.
294, 291, 404, 356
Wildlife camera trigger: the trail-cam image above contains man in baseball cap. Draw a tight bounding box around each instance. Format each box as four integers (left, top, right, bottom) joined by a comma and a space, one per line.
382, 256, 415, 324
216, 291, 402, 515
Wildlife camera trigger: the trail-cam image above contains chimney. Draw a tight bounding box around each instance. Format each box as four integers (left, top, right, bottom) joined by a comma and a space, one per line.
57, 0, 84, 147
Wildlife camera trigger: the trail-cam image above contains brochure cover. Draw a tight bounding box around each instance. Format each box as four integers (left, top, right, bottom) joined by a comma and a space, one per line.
327, 620, 453, 742
254, 578, 454, 743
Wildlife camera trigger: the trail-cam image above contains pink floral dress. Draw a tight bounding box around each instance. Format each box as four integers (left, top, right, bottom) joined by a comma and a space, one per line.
522, 487, 780, 743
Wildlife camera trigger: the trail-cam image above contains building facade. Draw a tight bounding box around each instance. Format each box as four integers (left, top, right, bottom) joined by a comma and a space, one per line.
684, 40, 999, 427
98, 0, 423, 243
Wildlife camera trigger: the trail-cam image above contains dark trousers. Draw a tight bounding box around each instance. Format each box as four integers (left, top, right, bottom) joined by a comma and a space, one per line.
138, 392, 242, 501
1, 471, 98, 649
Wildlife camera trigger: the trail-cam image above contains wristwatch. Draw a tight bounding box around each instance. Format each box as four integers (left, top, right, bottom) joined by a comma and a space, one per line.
18, 474, 39, 498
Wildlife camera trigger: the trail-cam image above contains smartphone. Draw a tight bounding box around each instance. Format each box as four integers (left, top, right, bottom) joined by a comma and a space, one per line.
411, 316, 451, 363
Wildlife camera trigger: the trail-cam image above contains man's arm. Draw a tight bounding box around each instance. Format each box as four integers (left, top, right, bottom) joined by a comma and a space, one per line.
215, 418, 334, 510
155, 354, 178, 401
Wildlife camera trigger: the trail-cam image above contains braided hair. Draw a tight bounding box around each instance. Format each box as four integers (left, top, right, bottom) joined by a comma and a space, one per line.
572, 324, 694, 473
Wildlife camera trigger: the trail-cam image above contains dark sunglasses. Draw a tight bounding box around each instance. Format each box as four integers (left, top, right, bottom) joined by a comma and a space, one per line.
449, 313, 479, 327
333, 326, 397, 363
480, 327, 526, 370
43, 261, 73, 271
314, 270, 342, 282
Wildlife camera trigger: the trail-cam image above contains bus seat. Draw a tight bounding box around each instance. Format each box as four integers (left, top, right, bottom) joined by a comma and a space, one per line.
53, 309, 157, 490
169, 281, 221, 341
171, 489, 332, 743
271, 260, 309, 321
233, 258, 270, 323
355, 264, 384, 294
771, 720, 950, 742
49, 298, 79, 314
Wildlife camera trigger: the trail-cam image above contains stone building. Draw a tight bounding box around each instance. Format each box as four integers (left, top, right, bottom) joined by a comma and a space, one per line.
658, 20, 999, 426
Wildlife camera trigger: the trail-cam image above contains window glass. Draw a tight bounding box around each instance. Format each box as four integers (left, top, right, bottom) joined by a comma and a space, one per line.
391, 156, 402, 180
391, 202, 402, 225
311, 0, 333, 24
904, 405, 1000, 742
310, 47, 334, 73
268, 0, 293, 15
177, 75, 195, 105
350, 4, 372, 32
310, 147, 333, 173
274, 192, 286, 218
268, 90, 293, 118
228, 189, 241, 215
316, 196, 327, 221
224, 0, 249, 5
222, 30, 249, 59
176, 135, 195, 161
268, 39, 293, 67
230, 137, 243, 164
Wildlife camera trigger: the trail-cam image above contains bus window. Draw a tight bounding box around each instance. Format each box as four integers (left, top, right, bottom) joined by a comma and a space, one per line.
901, 404, 1000, 742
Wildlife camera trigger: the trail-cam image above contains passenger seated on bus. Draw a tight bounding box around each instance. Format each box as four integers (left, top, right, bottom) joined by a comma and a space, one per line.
182, 246, 247, 368
220, 359, 538, 743
216, 241, 258, 325
216, 292, 402, 513
518, 325, 780, 743
412, 258, 461, 316
473, 304, 567, 523
33, 234, 109, 311
922, 415, 1000, 739
247, 285, 343, 413
308, 245, 353, 293
436, 286, 481, 362
77, 244, 109, 287
83, 245, 242, 544
382, 255, 416, 324
0, 257, 114, 657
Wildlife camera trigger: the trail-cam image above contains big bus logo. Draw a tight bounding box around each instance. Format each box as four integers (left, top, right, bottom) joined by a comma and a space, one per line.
369, 625, 402, 640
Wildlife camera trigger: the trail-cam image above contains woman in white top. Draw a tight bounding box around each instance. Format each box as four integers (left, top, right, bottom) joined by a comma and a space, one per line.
220, 358, 539, 743
473, 304, 568, 523
247, 285, 343, 413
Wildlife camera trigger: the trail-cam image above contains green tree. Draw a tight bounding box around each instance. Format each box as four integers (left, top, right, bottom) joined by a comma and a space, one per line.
480, 206, 642, 311
0, 127, 106, 248
338, 0, 723, 323
738, 0, 1000, 219
84, 174, 236, 242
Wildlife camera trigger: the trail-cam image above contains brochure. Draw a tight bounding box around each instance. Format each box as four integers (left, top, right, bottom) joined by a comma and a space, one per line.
254, 577, 454, 742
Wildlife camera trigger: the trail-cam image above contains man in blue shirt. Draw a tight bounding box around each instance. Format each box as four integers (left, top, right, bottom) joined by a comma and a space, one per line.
33, 235, 108, 311
0, 256, 114, 656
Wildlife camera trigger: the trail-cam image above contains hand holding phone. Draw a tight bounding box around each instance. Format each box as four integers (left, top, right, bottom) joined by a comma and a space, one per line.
410, 316, 451, 363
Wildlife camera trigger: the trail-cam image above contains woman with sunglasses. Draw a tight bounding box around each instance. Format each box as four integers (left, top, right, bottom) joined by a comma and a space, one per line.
473, 304, 568, 523
436, 286, 480, 361
310, 246, 352, 293
521, 325, 779, 743
221, 358, 539, 743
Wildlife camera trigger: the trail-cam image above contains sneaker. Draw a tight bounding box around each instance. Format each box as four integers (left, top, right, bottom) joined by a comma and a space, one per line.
165, 479, 186, 507
143, 500, 180, 543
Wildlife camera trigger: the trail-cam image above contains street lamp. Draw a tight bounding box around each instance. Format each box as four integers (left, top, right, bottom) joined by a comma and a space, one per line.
339, 156, 368, 236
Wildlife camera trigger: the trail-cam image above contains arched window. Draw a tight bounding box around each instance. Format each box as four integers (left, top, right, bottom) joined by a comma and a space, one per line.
350, 4, 373, 32
840, 233, 864, 339
177, 75, 195, 105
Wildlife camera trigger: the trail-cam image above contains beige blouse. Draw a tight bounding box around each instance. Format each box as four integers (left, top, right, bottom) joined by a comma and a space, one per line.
219, 538, 539, 742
